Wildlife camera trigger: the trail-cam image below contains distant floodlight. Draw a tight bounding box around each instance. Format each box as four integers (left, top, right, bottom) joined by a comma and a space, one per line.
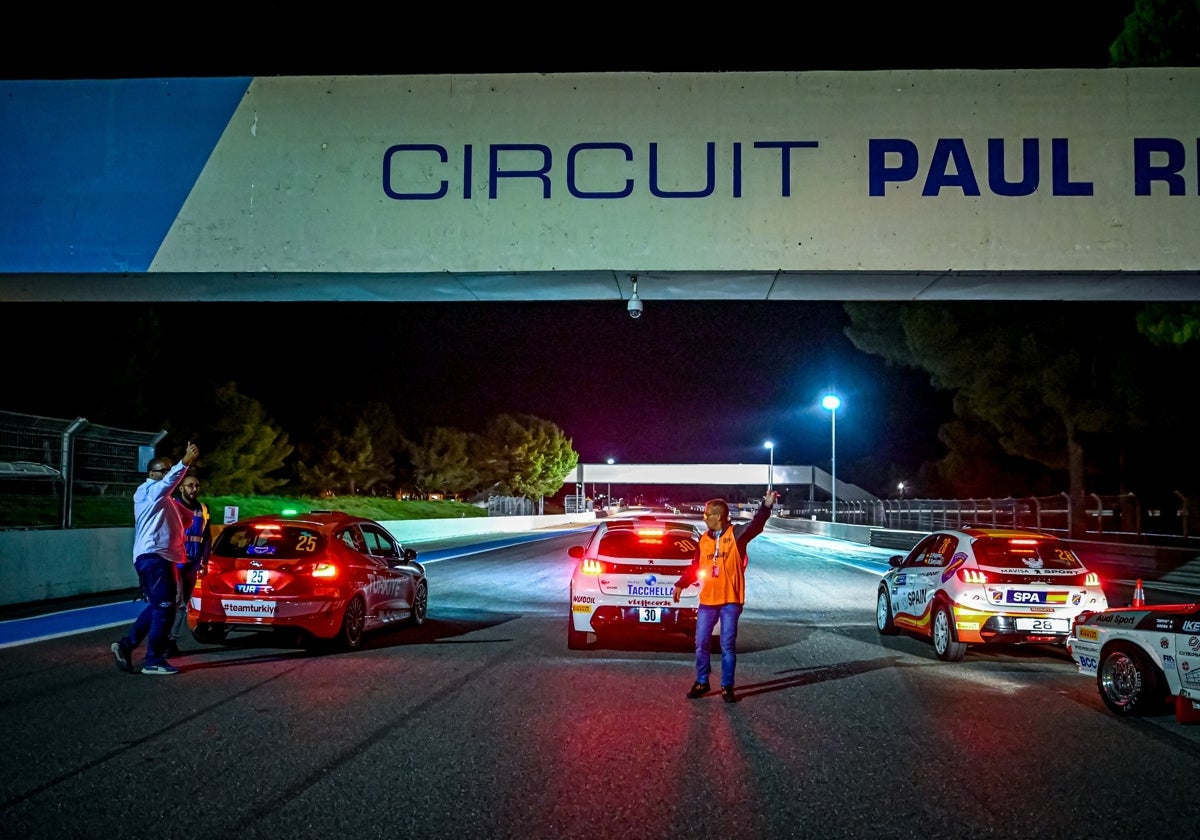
763, 441, 775, 492
821, 394, 840, 522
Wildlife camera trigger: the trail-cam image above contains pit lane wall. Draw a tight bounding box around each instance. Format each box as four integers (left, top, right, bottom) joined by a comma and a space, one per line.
0, 513, 597, 608
4, 512, 1197, 609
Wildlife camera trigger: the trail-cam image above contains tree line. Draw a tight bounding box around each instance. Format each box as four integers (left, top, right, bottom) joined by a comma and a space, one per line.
165, 385, 578, 502
843, 301, 1200, 536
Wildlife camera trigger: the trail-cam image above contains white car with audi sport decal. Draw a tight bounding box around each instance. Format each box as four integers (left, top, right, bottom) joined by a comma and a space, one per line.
567, 516, 702, 650
1068, 602, 1200, 719
875, 527, 1109, 661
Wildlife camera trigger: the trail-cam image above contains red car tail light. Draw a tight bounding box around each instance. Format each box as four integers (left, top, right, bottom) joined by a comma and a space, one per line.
198, 558, 230, 579
294, 561, 339, 579
1084, 572, 1100, 586
581, 558, 606, 575
957, 568, 988, 584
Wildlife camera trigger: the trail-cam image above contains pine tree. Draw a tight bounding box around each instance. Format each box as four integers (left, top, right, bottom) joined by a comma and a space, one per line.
202, 382, 294, 495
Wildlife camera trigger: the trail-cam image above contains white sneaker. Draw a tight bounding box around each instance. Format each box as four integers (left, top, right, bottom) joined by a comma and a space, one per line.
141, 663, 179, 676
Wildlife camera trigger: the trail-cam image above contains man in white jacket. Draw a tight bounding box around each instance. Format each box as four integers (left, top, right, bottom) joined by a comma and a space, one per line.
111, 440, 200, 675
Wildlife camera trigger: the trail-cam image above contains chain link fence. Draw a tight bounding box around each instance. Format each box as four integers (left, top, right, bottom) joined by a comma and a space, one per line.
0, 410, 165, 529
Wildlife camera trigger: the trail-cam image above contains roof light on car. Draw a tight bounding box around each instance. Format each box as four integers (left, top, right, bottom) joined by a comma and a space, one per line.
1008, 538, 1039, 546
636, 527, 665, 543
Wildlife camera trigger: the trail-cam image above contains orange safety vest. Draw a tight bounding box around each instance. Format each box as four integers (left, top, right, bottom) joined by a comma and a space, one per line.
696, 525, 749, 606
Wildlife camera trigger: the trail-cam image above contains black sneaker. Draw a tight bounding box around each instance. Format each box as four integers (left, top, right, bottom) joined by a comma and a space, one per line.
686, 681, 710, 699
721, 685, 737, 704
111, 641, 134, 674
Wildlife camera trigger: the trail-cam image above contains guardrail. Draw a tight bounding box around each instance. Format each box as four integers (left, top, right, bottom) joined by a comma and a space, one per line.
770, 515, 1200, 599
789, 491, 1200, 545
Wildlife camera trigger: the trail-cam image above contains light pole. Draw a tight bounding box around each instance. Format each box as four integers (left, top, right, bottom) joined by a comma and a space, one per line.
763, 441, 774, 493
606, 457, 614, 504
898, 481, 906, 499
821, 394, 841, 522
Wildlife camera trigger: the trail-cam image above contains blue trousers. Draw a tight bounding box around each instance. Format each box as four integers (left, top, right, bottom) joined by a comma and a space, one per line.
169, 562, 198, 641
121, 553, 178, 667
694, 603, 743, 689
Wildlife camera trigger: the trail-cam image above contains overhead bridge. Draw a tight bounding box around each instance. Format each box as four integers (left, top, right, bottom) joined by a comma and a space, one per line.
572, 463, 877, 503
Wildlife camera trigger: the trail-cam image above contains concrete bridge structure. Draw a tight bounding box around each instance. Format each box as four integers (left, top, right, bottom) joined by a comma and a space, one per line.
572, 462, 877, 504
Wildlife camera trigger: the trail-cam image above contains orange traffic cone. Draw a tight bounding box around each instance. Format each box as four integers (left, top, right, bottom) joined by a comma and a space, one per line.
1176, 695, 1200, 725
1132, 579, 1145, 608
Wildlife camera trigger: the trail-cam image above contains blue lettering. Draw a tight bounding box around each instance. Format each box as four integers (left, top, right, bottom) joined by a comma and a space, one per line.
387, 136, 1196, 202
923, 138, 981, 196
384, 140, 820, 201
871, 137, 1093, 197
869, 138, 919, 195
988, 138, 1039, 196
1051, 138, 1093, 196
649, 142, 715, 198
1133, 137, 1190, 196
382, 144, 449, 199
733, 141, 742, 197
754, 141, 820, 197
626, 585, 673, 596
567, 143, 634, 199
462, 143, 472, 199
490, 144, 553, 199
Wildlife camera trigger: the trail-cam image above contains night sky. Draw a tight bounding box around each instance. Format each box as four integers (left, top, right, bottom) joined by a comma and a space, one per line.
0, 4, 1140, 495
0, 4, 1132, 80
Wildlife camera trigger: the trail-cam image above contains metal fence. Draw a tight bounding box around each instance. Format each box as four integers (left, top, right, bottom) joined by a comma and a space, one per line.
0, 410, 165, 529
487, 495, 536, 517
791, 491, 1200, 546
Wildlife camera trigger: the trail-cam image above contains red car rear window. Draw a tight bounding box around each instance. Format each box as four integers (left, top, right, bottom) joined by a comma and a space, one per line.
213, 524, 325, 559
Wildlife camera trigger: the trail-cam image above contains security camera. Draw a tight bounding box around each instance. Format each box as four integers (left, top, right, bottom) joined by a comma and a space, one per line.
627, 276, 642, 319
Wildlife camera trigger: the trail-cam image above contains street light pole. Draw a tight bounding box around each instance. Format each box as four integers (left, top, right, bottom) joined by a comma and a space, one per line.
821, 394, 841, 522
763, 441, 774, 493
606, 457, 614, 504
